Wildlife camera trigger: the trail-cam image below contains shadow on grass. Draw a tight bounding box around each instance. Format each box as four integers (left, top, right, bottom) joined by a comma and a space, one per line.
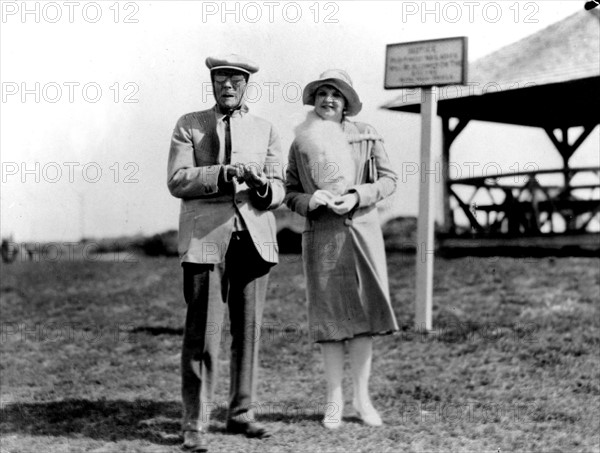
257, 411, 323, 424
0, 399, 185, 445
0, 399, 327, 443
131, 326, 183, 336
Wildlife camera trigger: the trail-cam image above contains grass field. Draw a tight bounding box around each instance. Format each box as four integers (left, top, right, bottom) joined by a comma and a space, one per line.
1, 252, 599, 452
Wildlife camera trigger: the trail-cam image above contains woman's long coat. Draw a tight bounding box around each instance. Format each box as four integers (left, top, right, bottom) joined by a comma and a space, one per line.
285, 113, 399, 342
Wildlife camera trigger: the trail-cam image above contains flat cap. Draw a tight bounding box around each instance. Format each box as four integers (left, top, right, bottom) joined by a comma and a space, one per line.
205, 54, 259, 75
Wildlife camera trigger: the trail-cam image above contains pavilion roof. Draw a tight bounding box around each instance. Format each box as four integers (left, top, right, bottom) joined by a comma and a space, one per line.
381, 10, 600, 128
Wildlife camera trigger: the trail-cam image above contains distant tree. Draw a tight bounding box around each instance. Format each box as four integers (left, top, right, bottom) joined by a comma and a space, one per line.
1, 239, 18, 264
139, 230, 178, 257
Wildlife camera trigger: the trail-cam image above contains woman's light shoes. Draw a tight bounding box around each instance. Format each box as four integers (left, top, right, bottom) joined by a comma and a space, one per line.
322, 401, 344, 429
353, 399, 383, 427
322, 400, 383, 428
322, 417, 343, 430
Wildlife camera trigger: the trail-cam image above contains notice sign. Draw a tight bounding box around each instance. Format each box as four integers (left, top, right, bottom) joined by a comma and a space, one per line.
385, 37, 468, 89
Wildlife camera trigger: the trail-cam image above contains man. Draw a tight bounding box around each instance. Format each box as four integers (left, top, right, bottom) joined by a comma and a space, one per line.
167, 54, 284, 452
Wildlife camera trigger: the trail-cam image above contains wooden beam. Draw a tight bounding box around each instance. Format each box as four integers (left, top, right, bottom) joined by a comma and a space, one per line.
545, 124, 598, 164
448, 186, 485, 233
571, 124, 598, 157
442, 116, 470, 149
441, 117, 470, 234
441, 117, 453, 234
544, 127, 569, 158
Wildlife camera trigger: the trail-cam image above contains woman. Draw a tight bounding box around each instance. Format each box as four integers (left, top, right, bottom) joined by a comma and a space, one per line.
285, 69, 399, 429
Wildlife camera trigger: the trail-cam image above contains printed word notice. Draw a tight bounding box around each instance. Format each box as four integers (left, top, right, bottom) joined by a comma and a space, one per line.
385, 37, 467, 89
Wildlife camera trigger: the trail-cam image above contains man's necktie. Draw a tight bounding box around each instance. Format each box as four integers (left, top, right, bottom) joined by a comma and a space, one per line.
223, 115, 232, 165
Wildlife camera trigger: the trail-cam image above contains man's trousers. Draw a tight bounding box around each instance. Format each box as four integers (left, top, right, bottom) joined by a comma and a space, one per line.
180, 231, 272, 432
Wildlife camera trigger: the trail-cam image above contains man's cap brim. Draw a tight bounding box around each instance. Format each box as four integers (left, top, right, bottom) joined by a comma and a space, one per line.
206, 55, 259, 74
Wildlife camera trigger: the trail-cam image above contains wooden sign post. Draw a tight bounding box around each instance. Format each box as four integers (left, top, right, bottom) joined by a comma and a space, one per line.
385, 37, 468, 331
415, 86, 436, 330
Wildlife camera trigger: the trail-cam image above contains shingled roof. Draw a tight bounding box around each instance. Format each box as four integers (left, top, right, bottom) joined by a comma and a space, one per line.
470, 9, 599, 87
382, 9, 600, 125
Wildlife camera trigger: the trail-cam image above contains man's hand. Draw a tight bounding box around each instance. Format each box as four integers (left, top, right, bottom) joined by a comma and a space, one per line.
224, 164, 246, 182
330, 192, 359, 215
224, 163, 269, 191
308, 189, 335, 211
242, 165, 268, 190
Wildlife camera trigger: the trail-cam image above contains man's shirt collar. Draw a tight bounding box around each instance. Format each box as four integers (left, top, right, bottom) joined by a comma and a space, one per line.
213, 104, 249, 120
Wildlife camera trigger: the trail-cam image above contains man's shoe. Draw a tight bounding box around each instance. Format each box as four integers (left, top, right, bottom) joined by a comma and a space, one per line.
181, 430, 208, 452
226, 419, 273, 439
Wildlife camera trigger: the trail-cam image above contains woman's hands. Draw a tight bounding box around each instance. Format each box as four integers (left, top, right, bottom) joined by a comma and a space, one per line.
308, 189, 335, 211
308, 190, 359, 214
330, 192, 359, 215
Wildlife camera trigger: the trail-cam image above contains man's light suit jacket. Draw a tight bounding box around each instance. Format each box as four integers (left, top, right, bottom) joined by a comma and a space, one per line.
167, 106, 285, 264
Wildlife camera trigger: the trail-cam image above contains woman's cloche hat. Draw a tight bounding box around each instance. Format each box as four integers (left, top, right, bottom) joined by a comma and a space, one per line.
302, 69, 362, 116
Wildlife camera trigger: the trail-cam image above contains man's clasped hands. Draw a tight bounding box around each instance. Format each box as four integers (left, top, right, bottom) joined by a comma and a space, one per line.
224, 163, 268, 190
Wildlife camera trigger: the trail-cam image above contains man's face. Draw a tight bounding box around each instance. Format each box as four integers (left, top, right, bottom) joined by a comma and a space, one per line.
212, 69, 248, 111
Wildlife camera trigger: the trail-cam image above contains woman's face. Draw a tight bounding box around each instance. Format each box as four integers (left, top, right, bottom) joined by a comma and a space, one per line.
314, 85, 346, 122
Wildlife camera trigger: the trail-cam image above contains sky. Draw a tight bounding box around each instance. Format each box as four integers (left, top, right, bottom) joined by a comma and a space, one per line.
1, 0, 596, 242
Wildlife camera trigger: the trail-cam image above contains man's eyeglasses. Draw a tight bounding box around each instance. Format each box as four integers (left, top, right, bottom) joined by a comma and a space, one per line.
214, 75, 247, 86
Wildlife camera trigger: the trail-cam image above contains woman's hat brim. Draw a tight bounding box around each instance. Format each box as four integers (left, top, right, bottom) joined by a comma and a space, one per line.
302, 78, 362, 116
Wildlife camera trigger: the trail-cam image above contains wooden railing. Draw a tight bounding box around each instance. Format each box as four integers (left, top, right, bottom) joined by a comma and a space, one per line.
448, 166, 600, 236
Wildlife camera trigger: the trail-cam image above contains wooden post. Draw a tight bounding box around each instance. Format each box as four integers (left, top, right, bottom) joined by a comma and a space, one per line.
441, 117, 453, 234
415, 87, 437, 331
384, 36, 468, 333
441, 116, 470, 235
